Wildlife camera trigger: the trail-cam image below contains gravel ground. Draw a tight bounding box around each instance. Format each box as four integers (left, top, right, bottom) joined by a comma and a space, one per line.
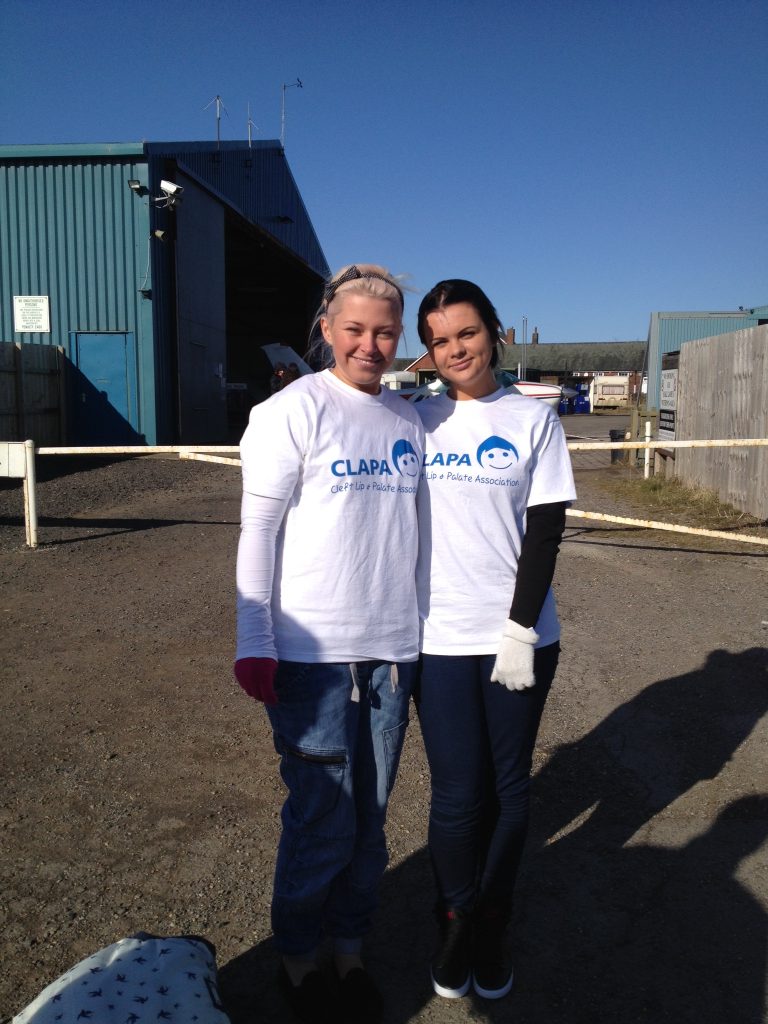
1, 416, 767, 1024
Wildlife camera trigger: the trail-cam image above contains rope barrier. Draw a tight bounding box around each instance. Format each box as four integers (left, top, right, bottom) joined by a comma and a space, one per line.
566, 508, 768, 547
5, 436, 765, 549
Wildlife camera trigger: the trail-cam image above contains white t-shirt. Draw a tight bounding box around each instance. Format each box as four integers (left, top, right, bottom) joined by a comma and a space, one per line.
238, 370, 424, 663
416, 389, 576, 654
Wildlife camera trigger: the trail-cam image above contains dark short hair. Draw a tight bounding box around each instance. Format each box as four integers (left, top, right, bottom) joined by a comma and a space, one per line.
417, 279, 504, 369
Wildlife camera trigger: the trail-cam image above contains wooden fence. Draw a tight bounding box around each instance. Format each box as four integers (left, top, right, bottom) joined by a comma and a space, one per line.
676, 325, 768, 520
0, 342, 65, 446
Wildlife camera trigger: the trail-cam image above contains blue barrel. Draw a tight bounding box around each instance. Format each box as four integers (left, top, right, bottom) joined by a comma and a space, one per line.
574, 395, 591, 414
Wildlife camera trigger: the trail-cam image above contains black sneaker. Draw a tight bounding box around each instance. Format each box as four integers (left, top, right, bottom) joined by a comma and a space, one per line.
277, 963, 337, 1024
472, 909, 513, 999
431, 907, 472, 998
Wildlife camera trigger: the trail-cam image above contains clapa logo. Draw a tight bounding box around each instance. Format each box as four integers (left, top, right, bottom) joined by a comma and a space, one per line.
476, 435, 518, 472
392, 439, 419, 477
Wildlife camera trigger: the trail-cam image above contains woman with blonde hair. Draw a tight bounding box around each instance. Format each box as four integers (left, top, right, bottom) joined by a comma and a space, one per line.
235, 265, 424, 1024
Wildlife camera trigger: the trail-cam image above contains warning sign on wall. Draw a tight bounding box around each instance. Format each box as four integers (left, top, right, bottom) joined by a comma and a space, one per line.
13, 295, 51, 333
659, 368, 678, 441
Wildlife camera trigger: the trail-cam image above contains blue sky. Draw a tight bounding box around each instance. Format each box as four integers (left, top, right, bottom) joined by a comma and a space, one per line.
4, 0, 767, 358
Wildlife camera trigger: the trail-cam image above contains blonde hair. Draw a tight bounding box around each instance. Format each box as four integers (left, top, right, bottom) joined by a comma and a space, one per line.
306, 263, 404, 367
324, 263, 404, 317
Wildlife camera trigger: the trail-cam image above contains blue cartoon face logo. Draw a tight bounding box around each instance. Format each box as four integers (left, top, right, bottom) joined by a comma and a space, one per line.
476, 435, 518, 472
392, 439, 419, 477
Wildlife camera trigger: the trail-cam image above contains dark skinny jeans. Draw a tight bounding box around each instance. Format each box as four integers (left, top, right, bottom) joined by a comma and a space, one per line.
416, 644, 559, 913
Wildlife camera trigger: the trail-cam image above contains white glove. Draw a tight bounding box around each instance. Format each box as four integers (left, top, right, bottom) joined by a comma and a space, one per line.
490, 619, 540, 691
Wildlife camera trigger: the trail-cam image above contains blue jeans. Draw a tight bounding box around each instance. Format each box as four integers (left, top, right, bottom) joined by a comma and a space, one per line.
266, 660, 416, 956
416, 644, 559, 913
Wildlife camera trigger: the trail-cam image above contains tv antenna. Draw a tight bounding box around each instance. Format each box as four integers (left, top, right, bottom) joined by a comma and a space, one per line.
280, 77, 303, 149
203, 94, 228, 149
247, 102, 258, 147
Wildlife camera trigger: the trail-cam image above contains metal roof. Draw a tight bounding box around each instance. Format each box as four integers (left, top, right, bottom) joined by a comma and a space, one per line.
500, 341, 646, 373
0, 143, 145, 158
401, 341, 646, 376
145, 141, 328, 278
0, 139, 330, 280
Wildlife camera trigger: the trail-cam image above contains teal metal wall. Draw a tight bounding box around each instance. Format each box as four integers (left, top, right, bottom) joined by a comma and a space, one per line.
1, 140, 330, 445
0, 145, 156, 441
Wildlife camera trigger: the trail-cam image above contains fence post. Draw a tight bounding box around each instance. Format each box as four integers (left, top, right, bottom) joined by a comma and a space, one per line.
23, 440, 38, 549
644, 420, 651, 478
13, 343, 25, 440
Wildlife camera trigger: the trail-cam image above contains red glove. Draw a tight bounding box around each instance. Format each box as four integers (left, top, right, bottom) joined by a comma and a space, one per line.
234, 657, 278, 706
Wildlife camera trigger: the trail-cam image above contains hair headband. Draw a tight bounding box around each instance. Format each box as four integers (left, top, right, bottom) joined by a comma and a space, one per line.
324, 265, 404, 309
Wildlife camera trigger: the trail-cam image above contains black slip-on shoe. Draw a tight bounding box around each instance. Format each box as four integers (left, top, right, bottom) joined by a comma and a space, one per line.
277, 963, 338, 1024
335, 966, 383, 1024
472, 908, 514, 999
431, 907, 472, 998
473, 960, 514, 1000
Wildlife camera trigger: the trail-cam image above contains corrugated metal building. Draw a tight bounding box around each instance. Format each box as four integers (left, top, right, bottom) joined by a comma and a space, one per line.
646, 306, 767, 410
0, 140, 329, 444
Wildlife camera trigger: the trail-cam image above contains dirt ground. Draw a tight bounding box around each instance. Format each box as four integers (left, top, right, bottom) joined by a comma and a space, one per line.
1, 414, 767, 1024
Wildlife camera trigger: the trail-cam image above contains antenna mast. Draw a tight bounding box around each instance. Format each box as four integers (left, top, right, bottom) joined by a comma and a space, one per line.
203, 94, 228, 149
247, 102, 258, 148
280, 77, 303, 148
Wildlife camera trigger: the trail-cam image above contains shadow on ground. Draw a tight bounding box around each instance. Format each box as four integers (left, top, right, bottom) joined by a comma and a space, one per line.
0, 514, 235, 546
219, 647, 768, 1024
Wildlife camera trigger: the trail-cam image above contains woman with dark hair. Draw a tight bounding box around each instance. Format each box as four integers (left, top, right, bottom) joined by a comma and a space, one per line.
414, 279, 576, 1001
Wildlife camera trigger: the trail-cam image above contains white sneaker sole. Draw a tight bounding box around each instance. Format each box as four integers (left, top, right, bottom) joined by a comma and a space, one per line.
431, 971, 471, 999
473, 969, 514, 1000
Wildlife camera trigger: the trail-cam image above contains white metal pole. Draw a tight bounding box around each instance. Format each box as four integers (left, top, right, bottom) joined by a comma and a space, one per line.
280, 84, 286, 148
566, 508, 768, 547
178, 452, 241, 466
644, 420, 651, 478
566, 438, 768, 451
280, 78, 303, 149
23, 439, 38, 549
36, 445, 239, 454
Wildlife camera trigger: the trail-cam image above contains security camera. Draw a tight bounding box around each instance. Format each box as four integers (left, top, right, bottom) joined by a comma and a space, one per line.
153, 179, 184, 209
